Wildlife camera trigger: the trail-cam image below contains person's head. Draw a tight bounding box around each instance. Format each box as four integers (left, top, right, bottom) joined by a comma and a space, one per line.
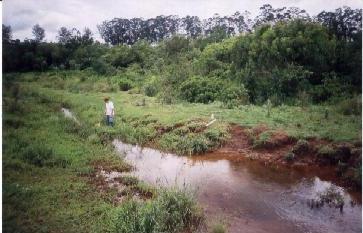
104, 97, 110, 103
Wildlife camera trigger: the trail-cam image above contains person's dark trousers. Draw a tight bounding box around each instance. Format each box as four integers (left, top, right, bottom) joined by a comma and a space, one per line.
105, 115, 114, 126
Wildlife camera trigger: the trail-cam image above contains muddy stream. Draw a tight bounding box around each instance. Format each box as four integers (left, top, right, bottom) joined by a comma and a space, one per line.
112, 140, 361, 233
60, 108, 361, 233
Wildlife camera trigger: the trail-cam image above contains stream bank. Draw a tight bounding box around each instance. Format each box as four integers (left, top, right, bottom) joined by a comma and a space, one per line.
112, 139, 361, 233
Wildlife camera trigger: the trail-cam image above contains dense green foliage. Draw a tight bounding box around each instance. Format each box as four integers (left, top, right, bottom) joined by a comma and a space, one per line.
3, 6, 361, 106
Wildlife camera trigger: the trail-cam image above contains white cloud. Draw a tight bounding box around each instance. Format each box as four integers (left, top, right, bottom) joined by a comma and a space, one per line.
3, 0, 362, 42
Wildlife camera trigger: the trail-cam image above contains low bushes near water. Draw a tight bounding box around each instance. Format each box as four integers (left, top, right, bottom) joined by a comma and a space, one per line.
158, 122, 229, 155
115, 188, 204, 233
316, 145, 337, 164
284, 151, 296, 162
316, 144, 352, 165
316, 186, 345, 210
249, 126, 292, 149
292, 139, 310, 155
211, 223, 227, 233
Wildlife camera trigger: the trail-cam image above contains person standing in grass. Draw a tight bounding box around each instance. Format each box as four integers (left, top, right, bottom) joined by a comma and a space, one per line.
104, 97, 115, 126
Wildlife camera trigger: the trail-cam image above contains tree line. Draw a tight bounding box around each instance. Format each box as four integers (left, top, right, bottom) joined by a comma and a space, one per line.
2, 5, 362, 105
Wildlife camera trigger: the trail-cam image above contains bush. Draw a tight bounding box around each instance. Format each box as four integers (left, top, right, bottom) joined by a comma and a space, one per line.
292, 139, 309, 155
179, 76, 223, 104
252, 131, 272, 148
317, 145, 337, 164
284, 151, 295, 162
94, 82, 117, 93
144, 83, 158, 97
115, 189, 203, 233
19, 144, 68, 167
21, 145, 53, 166
336, 96, 361, 115
212, 223, 226, 233
91, 58, 116, 75
119, 80, 133, 91
219, 84, 249, 108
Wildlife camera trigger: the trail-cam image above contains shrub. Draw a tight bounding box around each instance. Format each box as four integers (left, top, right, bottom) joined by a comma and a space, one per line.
4, 118, 25, 129
115, 200, 143, 233
212, 223, 226, 233
152, 189, 203, 232
353, 166, 362, 188
219, 84, 249, 108
179, 76, 223, 104
158, 133, 210, 155
336, 96, 361, 115
157, 89, 175, 105
94, 82, 117, 93
62, 118, 92, 139
21, 144, 69, 168
117, 176, 139, 186
144, 83, 158, 97
115, 188, 203, 233
91, 58, 116, 75
119, 80, 133, 91
21, 144, 53, 167
284, 151, 295, 162
253, 131, 272, 148
292, 139, 309, 155
317, 145, 337, 164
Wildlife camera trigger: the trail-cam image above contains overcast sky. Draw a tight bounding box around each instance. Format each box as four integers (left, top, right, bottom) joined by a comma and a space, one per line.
3, 0, 363, 42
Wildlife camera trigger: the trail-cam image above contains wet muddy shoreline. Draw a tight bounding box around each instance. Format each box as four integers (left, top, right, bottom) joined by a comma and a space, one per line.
112, 139, 362, 233
61, 108, 361, 233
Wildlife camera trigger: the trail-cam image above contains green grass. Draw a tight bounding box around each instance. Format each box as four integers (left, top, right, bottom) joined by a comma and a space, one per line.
211, 223, 227, 233
20, 71, 360, 143
3, 78, 203, 232
115, 188, 203, 233
3, 71, 361, 232
3, 87, 126, 232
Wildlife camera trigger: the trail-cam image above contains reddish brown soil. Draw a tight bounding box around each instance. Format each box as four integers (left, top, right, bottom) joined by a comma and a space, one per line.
214, 124, 296, 165
208, 124, 361, 190
87, 161, 152, 204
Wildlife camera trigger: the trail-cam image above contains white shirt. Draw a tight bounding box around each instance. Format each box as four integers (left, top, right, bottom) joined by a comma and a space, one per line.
105, 101, 114, 116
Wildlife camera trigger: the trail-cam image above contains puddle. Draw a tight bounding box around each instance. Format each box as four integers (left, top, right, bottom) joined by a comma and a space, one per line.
113, 139, 362, 233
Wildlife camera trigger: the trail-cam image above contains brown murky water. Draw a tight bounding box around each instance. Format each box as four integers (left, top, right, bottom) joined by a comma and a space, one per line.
113, 140, 362, 233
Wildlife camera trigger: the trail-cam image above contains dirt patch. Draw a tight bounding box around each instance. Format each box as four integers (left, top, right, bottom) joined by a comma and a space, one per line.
214, 124, 293, 163
214, 124, 343, 165
89, 168, 154, 204
210, 124, 361, 190
88, 160, 153, 204
90, 159, 132, 173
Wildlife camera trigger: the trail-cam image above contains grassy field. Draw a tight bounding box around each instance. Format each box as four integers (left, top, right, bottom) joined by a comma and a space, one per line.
3, 74, 204, 233
13, 71, 361, 144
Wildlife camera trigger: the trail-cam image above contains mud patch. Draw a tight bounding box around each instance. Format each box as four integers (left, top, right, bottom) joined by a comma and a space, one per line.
213, 124, 362, 190
89, 168, 154, 204
91, 159, 132, 173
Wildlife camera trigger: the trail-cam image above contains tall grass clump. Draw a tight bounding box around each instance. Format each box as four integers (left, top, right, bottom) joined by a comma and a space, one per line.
211, 223, 226, 233
20, 143, 69, 168
115, 188, 203, 233
336, 96, 361, 115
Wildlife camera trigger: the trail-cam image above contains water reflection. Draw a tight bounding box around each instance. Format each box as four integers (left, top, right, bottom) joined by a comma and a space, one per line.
113, 140, 362, 233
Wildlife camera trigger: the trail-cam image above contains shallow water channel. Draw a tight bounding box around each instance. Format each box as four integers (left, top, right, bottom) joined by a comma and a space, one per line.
112, 140, 361, 233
